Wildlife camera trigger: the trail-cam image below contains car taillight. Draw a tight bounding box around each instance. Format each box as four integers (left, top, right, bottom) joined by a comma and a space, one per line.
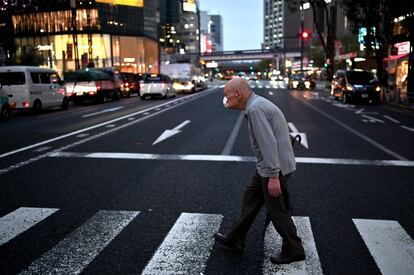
56, 88, 65, 94
161, 83, 165, 88
23, 102, 30, 108
124, 82, 129, 87
96, 84, 101, 91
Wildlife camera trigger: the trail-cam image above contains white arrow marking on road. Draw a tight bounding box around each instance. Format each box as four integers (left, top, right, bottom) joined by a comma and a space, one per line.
152, 120, 191, 145
288, 122, 309, 149
82, 106, 124, 118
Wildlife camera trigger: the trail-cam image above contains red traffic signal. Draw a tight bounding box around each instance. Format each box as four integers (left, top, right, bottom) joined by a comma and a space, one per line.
301, 31, 310, 39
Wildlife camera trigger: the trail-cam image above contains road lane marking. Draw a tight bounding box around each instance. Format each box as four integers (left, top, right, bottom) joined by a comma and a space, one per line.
293, 96, 408, 160
401, 125, 414, 133
221, 112, 245, 155
361, 115, 384, 123
288, 122, 309, 149
353, 219, 414, 275
81, 106, 124, 118
76, 133, 90, 138
32, 146, 52, 152
152, 120, 191, 145
142, 213, 222, 275
49, 152, 414, 167
0, 207, 59, 246
0, 89, 220, 175
263, 216, 322, 275
0, 87, 219, 160
20, 210, 139, 275
383, 115, 400, 123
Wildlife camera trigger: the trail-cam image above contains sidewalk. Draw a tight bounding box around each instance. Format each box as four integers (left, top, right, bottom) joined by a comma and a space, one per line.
315, 81, 414, 113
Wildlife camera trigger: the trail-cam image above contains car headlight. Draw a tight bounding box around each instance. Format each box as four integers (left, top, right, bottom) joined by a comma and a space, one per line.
293, 81, 299, 85
346, 84, 354, 91
375, 86, 381, 92
305, 81, 310, 86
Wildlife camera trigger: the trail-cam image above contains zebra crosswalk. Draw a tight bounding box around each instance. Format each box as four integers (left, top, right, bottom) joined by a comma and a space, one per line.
1, 207, 413, 274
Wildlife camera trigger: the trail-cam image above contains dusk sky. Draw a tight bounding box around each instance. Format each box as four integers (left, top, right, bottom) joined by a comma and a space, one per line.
198, 0, 264, 51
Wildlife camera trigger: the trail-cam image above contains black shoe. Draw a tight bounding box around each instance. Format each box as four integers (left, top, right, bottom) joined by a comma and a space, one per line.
270, 253, 306, 264
214, 233, 244, 254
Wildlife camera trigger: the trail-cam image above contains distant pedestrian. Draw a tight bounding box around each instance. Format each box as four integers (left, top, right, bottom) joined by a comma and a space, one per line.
214, 77, 305, 264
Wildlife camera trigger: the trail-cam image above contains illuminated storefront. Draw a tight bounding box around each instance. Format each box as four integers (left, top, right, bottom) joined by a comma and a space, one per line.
9, 0, 159, 74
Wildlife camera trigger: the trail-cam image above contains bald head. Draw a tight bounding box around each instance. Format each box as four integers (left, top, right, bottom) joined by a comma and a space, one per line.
225, 77, 252, 95
223, 77, 253, 110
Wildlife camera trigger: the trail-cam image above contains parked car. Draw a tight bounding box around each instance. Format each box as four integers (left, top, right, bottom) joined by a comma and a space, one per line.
119, 72, 140, 97
0, 66, 69, 113
287, 73, 315, 90
331, 70, 381, 104
140, 74, 176, 100
64, 68, 119, 104
0, 82, 11, 120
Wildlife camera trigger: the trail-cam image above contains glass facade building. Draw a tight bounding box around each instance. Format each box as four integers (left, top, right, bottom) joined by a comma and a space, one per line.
6, 0, 159, 74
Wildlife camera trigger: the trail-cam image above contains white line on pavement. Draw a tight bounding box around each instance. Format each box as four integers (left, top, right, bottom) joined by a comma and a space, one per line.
383, 115, 400, 123
353, 219, 414, 275
0, 88, 218, 160
401, 125, 414, 133
20, 210, 139, 275
361, 115, 384, 123
49, 152, 414, 167
293, 96, 408, 160
81, 106, 124, 118
0, 207, 59, 246
221, 112, 245, 155
263, 216, 323, 275
142, 213, 222, 275
0, 89, 220, 175
32, 146, 52, 153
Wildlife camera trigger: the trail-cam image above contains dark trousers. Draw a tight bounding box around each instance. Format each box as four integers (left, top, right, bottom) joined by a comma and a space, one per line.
226, 171, 305, 256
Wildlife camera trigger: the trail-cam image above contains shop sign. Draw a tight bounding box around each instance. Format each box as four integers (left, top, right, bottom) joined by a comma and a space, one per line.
206, 62, 218, 68
123, 57, 135, 63
37, 43, 53, 51
394, 41, 410, 55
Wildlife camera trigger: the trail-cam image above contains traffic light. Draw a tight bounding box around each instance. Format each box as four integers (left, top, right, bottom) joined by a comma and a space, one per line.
300, 31, 310, 39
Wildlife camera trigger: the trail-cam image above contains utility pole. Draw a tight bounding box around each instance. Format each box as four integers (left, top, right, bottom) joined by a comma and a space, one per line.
70, 0, 80, 70
300, 3, 304, 72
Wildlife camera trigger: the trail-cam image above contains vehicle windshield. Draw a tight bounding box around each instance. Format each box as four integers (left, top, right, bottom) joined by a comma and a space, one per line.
0, 72, 26, 85
346, 71, 376, 85
144, 76, 162, 83
292, 74, 305, 80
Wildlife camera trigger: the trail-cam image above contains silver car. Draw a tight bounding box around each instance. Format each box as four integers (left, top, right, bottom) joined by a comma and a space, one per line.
140, 74, 176, 100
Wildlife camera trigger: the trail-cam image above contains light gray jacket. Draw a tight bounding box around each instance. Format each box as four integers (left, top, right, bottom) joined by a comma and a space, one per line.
245, 93, 296, 178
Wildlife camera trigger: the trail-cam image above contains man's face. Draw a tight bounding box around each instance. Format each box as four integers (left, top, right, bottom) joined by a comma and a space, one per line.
223, 86, 239, 109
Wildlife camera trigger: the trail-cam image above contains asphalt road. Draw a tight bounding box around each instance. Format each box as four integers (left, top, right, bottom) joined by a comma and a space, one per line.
1, 81, 413, 274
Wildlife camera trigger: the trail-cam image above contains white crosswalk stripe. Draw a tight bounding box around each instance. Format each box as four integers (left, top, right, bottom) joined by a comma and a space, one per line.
353, 219, 414, 275
2, 207, 412, 274
0, 207, 59, 246
142, 213, 223, 275
263, 216, 323, 275
20, 210, 139, 275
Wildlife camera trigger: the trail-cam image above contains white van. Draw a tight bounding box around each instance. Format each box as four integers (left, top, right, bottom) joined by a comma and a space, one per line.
0, 66, 69, 112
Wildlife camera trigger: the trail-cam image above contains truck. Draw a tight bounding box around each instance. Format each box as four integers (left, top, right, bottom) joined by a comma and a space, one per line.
161, 63, 207, 93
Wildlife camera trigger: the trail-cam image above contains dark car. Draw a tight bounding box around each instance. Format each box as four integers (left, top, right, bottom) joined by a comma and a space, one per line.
331, 70, 381, 104
287, 73, 315, 90
119, 72, 140, 97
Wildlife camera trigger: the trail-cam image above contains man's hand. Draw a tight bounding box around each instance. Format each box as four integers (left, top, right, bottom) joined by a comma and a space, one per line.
268, 177, 281, 198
